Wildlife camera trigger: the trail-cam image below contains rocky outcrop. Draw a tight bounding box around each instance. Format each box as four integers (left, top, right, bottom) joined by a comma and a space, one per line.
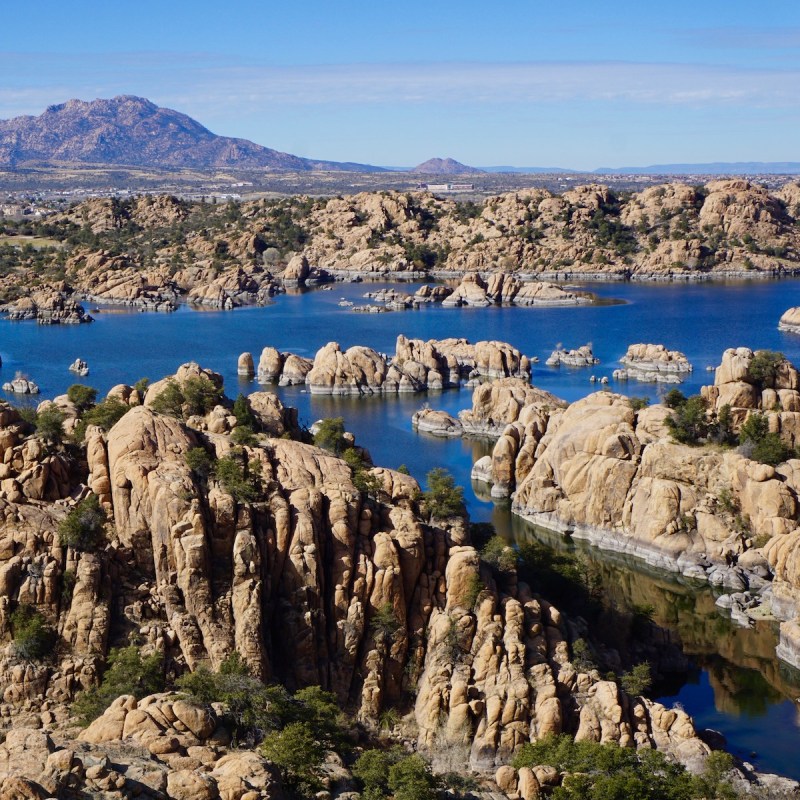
4, 181, 800, 323
455, 368, 800, 667
3, 290, 92, 324
237, 352, 254, 378
458, 379, 566, 437
546, 344, 599, 367
0, 695, 284, 799
614, 343, 692, 383
73, 252, 179, 311
779, 306, 800, 334
68, 358, 89, 376
281, 253, 310, 286
0, 365, 745, 788
411, 408, 463, 437
258, 336, 532, 396
701, 347, 800, 437
437, 272, 592, 308
413, 551, 708, 770
2, 376, 39, 395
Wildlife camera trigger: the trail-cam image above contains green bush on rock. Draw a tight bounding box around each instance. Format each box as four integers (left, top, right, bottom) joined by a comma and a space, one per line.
511, 734, 737, 800
422, 467, 464, 518
58, 494, 106, 552
72, 645, 165, 724
10, 604, 56, 661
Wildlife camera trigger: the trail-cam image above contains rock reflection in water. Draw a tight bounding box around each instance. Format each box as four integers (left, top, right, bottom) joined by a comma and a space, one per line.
493, 513, 800, 778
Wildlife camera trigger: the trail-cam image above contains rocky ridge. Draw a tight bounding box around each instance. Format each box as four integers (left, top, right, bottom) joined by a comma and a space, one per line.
250, 335, 532, 396
2, 288, 93, 324
4, 180, 800, 315
0, 364, 722, 796
451, 350, 800, 668
0, 95, 381, 172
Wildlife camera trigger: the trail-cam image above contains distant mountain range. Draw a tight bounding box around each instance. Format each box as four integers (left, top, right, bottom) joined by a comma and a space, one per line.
0, 96, 384, 172
593, 162, 800, 176
0, 97, 797, 177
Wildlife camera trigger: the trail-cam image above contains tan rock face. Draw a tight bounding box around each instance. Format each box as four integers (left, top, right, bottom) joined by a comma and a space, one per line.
4, 289, 92, 324
702, 347, 800, 444
449, 367, 800, 614
616, 343, 692, 383
21, 183, 800, 318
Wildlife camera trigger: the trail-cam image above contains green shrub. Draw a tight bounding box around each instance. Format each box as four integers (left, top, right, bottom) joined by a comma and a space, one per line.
370, 602, 401, 643
422, 467, 464, 518
629, 396, 650, 411
178, 653, 290, 745
67, 384, 97, 411
61, 569, 77, 608
571, 638, 596, 671
388, 754, 439, 800
232, 393, 255, 428
215, 456, 258, 503
512, 735, 699, 800
10, 604, 56, 661
343, 447, 381, 495
133, 377, 150, 395
182, 376, 224, 416
74, 397, 129, 441
739, 412, 795, 465
231, 424, 258, 446
747, 350, 784, 389
665, 395, 710, 444
58, 494, 106, 552
35, 405, 66, 444
663, 388, 687, 409
621, 662, 652, 696
72, 645, 164, 724
464, 573, 485, 609
258, 685, 346, 795
354, 747, 403, 799
261, 722, 326, 798
313, 416, 347, 454
185, 447, 214, 479
481, 535, 518, 574
149, 379, 185, 417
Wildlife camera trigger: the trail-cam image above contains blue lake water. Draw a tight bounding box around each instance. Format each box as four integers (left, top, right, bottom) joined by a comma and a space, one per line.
3, 277, 800, 777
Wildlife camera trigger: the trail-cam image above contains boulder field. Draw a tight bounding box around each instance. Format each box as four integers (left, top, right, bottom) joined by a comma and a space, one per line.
0, 364, 718, 796
249, 334, 531, 395
6, 179, 800, 323
458, 348, 800, 668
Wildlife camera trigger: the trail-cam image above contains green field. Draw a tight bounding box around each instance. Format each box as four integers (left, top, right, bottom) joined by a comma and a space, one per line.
0, 235, 61, 249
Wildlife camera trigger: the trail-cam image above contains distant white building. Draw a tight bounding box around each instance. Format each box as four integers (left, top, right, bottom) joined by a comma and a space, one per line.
422, 183, 475, 193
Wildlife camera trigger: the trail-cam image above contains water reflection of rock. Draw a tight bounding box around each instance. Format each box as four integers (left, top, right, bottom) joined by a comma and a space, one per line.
504, 516, 800, 714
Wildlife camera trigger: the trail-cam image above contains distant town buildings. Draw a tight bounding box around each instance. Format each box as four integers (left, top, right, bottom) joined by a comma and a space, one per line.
417, 182, 475, 193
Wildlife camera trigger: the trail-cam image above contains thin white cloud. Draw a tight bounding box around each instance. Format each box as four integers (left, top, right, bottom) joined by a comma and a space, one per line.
2, 55, 800, 120
676, 26, 800, 50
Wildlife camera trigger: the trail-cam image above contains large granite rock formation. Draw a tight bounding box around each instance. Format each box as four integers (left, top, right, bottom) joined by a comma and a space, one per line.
0, 365, 718, 795
3, 290, 92, 324
456, 357, 800, 668
614, 343, 692, 383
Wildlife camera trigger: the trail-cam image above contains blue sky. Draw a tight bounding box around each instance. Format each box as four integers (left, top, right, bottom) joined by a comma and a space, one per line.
3, 1, 800, 168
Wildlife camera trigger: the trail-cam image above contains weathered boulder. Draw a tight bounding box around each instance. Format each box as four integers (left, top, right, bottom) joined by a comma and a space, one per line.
615, 343, 692, 383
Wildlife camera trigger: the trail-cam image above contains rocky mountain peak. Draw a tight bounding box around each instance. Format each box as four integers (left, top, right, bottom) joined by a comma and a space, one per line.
413, 156, 483, 174
0, 96, 382, 172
